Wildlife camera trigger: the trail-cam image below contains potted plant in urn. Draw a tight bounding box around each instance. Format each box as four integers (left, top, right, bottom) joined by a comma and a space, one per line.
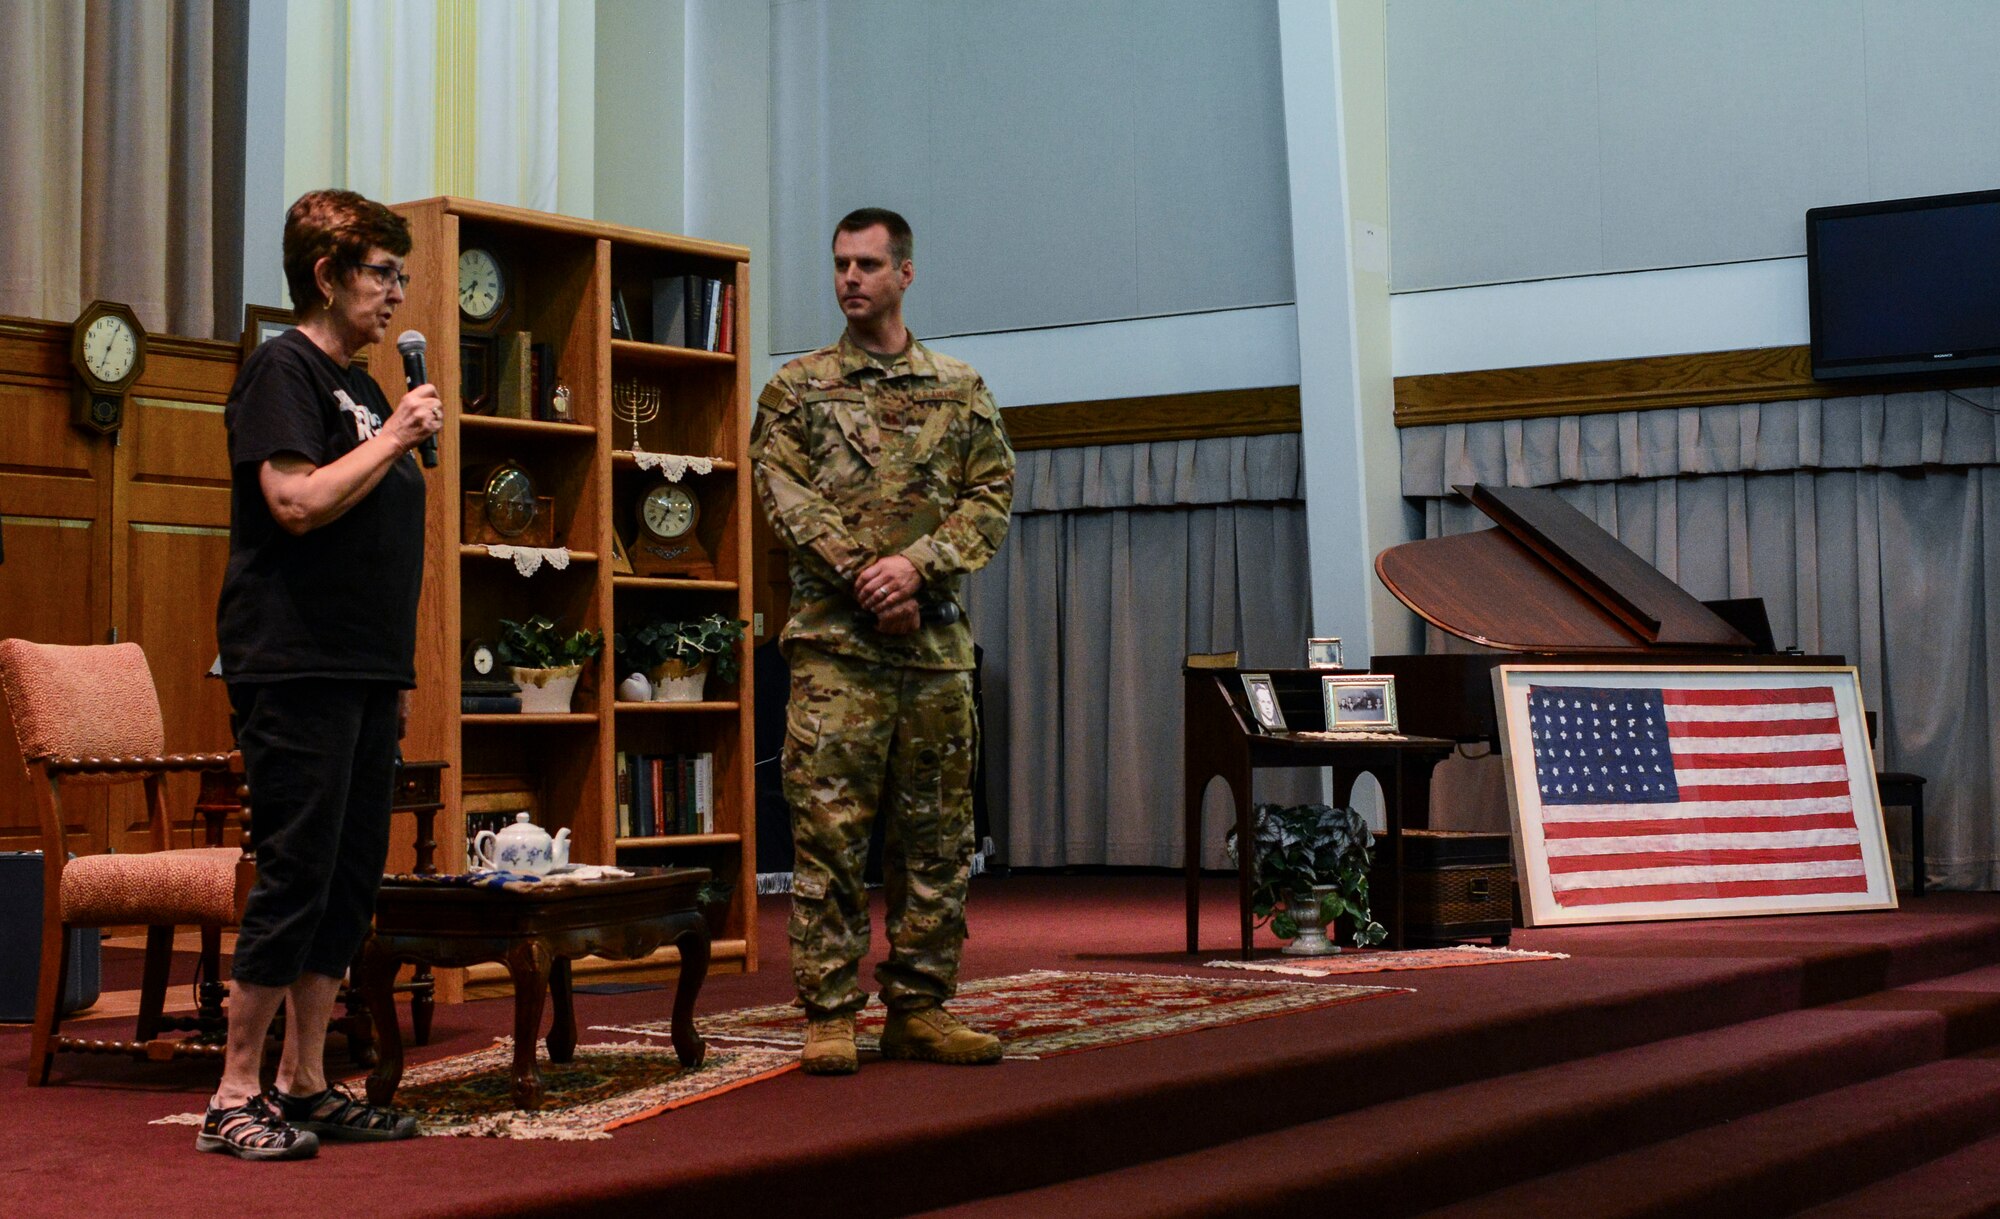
496, 616, 603, 713
614, 613, 745, 703
1225, 802, 1386, 955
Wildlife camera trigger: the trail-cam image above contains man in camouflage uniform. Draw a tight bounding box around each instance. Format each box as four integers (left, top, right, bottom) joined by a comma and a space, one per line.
750, 207, 1014, 1075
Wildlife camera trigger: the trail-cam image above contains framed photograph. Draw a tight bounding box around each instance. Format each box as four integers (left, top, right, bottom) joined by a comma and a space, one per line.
1238, 672, 1286, 733
609, 529, 634, 575
1494, 665, 1897, 927
1306, 637, 1344, 669
1321, 673, 1397, 732
240, 303, 295, 362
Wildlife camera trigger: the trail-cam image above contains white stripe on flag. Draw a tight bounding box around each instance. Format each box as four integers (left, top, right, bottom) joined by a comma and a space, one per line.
1674, 765, 1850, 785
1541, 796, 1855, 822
1665, 734, 1842, 755
1550, 858, 1868, 890
1664, 702, 1836, 722
1544, 828, 1863, 856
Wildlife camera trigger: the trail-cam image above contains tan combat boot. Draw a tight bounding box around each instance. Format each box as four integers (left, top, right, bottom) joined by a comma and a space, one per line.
801, 1013, 858, 1075
879, 1005, 1003, 1065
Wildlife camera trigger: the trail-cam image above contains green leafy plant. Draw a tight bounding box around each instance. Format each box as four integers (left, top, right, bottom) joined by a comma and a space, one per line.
1224, 802, 1386, 948
614, 613, 746, 685
497, 616, 604, 671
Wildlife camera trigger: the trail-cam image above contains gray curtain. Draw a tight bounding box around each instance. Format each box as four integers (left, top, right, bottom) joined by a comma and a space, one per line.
964, 433, 1318, 870
0, 0, 243, 337
1401, 386, 2000, 891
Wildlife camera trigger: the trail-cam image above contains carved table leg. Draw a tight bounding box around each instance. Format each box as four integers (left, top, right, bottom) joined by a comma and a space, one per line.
670, 919, 709, 1069
359, 937, 404, 1107
546, 957, 576, 1064
411, 963, 435, 1046
505, 939, 552, 1111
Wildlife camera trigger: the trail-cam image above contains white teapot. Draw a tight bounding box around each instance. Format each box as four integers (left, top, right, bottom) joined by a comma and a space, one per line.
473, 812, 572, 876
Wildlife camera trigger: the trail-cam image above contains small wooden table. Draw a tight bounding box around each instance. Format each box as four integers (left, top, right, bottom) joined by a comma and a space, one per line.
357, 866, 710, 1111
1184, 668, 1456, 957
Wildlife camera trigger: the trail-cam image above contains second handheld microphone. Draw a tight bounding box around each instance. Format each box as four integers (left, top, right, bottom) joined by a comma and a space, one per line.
396, 329, 440, 468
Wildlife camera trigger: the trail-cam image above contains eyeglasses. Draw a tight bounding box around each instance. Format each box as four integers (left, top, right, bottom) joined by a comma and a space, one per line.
353, 261, 411, 290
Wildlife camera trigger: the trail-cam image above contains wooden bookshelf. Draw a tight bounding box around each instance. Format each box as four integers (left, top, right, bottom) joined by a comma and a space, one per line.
364, 197, 757, 995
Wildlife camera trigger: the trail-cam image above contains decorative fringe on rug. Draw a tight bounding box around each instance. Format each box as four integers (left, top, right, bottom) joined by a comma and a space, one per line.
1203, 944, 1569, 978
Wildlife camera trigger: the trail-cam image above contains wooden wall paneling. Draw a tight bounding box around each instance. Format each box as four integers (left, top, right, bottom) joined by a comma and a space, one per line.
1389, 344, 2000, 428
1000, 385, 1301, 451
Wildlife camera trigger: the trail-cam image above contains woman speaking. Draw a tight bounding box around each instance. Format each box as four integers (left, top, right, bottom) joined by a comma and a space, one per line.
202, 189, 442, 1160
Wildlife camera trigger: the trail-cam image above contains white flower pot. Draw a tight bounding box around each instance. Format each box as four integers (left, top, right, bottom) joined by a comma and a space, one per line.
511, 664, 582, 714
649, 658, 711, 702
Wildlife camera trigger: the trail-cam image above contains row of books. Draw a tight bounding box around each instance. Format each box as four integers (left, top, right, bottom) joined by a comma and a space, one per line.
617, 750, 715, 839
650, 276, 735, 353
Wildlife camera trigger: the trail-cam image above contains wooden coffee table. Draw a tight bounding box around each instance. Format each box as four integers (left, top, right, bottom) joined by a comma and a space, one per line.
357, 866, 710, 1111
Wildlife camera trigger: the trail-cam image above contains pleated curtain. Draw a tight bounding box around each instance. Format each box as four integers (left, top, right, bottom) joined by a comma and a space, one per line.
1401, 387, 2000, 890
964, 433, 1320, 870
0, 0, 236, 337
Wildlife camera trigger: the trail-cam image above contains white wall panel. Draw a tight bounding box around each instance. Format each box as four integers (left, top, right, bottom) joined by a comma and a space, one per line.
770, 0, 1293, 353
1862, 0, 2000, 200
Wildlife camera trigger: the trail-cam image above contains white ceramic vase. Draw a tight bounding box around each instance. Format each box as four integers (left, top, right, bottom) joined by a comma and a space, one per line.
649, 657, 711, 702
511, 664, 582, 714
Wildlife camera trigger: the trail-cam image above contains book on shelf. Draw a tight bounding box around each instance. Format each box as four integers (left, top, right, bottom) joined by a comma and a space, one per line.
615, 750, 715, 837
462, 694, 523, 714
702, 279, 723, 351
717, 284, 735, 353
652, 276, 687, 347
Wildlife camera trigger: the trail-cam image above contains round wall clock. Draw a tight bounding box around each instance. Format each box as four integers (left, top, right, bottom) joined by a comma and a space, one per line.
68, 300, 147, 435
458, 247, 507, 325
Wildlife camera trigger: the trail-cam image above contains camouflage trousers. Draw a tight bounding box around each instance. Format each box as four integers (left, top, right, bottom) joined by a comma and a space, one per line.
782, 646, 977, 1017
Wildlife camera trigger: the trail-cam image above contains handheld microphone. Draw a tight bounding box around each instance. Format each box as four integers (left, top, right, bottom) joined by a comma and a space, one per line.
920, 600, 962, 627
396, 330, 439, 468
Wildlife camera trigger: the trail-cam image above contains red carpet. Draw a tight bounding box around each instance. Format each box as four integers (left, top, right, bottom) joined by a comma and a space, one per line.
3, 877, 2000, 1218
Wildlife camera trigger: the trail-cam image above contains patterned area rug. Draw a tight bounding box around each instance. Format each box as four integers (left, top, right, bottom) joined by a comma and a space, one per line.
592, 969, 1407, 1060
1205, 944, 1568, 978
152, 1040, 796, 1140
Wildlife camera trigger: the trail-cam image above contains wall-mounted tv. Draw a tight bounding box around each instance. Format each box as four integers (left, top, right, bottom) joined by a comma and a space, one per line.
1806, 188, 2000, 381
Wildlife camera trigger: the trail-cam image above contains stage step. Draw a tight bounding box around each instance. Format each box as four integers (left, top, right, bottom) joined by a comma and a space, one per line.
912, 965, 2000, 1219
1789, 1124, 2000, 1218
1420, 1057, 2000, 1219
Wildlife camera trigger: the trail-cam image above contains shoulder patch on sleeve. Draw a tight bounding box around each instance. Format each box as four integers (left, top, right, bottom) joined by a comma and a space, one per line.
757, 382, 793, 412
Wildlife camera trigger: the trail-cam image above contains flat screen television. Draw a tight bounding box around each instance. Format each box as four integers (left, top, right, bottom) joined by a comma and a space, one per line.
1806, 188, 2000, 381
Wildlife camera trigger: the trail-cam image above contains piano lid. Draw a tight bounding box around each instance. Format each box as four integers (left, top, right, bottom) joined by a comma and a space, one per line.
1375, 484, 1754, 654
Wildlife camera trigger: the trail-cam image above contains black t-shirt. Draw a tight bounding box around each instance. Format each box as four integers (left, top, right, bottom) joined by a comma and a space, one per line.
217, 328, 426, 685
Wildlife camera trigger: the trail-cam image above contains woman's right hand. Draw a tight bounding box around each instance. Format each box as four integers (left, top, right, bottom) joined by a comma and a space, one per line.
386, 383, 444, 455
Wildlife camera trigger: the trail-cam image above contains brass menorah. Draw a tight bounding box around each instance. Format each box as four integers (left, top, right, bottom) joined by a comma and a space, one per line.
613, 379, 660, 451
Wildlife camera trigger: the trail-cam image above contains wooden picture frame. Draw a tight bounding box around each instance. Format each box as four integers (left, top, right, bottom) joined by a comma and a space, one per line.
1238, 672, 1285, 733
609, 529, 634, 575
1493, 664, 1898, 927
240, 303, 295, 362
1306, 637, 1344, 669
1321, 673, 1396, 732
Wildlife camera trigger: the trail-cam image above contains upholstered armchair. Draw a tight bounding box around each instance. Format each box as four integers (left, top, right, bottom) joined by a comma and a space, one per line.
0, 639, 248, 1084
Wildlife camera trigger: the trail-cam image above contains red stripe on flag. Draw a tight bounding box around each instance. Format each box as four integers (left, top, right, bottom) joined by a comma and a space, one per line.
1544, 844, 1864, 874
1672, 747, 1847, 769
1555, 873, 1871, 906
1668, 717, 1841, 738
1545, 813, 1858, 839
1661, 687, 1836, 707
1675, 779, 1852, 802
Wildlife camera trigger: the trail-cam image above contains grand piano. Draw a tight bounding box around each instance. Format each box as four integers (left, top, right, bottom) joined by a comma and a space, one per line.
1372, 483, 1842, 759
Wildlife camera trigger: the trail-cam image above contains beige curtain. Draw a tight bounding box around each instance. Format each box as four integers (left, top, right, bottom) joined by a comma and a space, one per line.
0, 0, 239, 338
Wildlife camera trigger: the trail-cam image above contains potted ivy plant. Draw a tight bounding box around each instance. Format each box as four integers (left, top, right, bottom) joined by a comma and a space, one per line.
1224, 802, 1386, 955
614, 613, 745, 703
496, 615, 603, 713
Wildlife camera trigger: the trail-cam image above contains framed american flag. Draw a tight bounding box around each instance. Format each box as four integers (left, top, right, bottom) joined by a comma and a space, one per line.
1495, 666, 1898, 926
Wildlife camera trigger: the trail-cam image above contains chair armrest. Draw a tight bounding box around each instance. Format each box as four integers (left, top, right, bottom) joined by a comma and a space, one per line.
45, 752, 237, 776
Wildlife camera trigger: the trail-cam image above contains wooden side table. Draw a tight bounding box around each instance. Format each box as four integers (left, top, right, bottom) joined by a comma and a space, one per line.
357, 866, 710, 1111
1183, 669, 1455, 957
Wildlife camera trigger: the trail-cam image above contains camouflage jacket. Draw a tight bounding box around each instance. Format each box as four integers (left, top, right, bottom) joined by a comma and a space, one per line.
751, 332, 1014, 669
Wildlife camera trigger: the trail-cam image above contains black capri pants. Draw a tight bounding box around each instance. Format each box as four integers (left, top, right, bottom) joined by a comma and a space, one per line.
228, 678, 400, 989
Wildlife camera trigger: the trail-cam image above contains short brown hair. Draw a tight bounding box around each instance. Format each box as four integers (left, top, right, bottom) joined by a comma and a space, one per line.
832, 207, 913, 265
281, 189, 412, 314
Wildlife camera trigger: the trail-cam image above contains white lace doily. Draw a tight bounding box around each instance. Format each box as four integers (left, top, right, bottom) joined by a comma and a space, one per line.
484, 545, 573, 577
631, 451, 715, 480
